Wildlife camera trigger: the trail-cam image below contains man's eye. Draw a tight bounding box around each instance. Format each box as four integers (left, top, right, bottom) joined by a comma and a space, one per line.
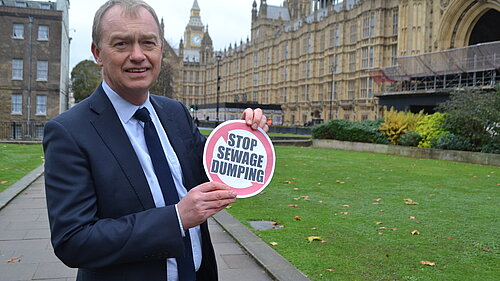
143, 41, 156, 46
114, 42, 127, 47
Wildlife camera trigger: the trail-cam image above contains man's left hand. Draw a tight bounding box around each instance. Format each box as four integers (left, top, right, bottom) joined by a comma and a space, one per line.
241, 108, 269, 132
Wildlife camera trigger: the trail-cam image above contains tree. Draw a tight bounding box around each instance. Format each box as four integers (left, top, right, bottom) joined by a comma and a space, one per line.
150, 60, 174, 98
71, 60, 102, 103
437, 85, 500, 152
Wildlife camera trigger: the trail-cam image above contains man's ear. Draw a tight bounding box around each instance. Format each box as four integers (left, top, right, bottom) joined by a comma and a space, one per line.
91, 42, 103, 66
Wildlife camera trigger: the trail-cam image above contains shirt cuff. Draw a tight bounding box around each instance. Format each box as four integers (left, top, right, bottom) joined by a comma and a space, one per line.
174, 204, 186, 237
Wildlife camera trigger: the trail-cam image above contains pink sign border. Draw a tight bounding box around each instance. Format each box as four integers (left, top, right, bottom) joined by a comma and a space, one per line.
203, 120, 275, 198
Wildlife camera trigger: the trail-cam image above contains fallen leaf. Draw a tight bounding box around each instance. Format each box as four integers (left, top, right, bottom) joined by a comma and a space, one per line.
301, 196, 310, 200
6, 257, 21, 263
447, 237, 454, 240
379, 227, 387, 230
409, 216, 416, 219
411, 230, 420, 235
269, 242, 278, 246
374, 198, 382, 201
385, 254, 391, 257
0, 181, 8, 184
288, 204, 299, 208
326, 268, 335, 272
321, 240, 327, 243
404, 198, 419, 205
306, 236, 323, 242
378, 209, 385, 212
225, 205, 232, 209
391, 228, 398, 231
481, 248, 491, 252
420, 261, 436, 266
311, 227, 318, 230
376, 221, 383, 225
377, 232, 383, 235
343, 204, 350, 207
372, 202, 380, 205
293, 188, 300, 191
340, 212, 349, 215
335, 180, 345, 184
294, 216, 302, 221
283, 180, 293, 184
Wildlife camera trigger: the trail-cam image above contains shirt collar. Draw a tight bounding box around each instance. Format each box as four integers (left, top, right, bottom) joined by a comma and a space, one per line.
102, 80, 152, 124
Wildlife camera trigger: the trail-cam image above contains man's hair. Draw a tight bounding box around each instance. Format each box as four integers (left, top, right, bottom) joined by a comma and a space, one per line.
92, 0, 162, 47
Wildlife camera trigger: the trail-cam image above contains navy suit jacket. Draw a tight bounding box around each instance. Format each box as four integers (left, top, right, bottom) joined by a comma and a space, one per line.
43, 84, 217, 281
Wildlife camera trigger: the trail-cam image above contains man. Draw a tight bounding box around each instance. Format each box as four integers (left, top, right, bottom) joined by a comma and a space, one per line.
43, 1, 268, 280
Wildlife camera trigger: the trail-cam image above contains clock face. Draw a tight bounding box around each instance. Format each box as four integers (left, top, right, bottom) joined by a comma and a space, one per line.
192, 35, 202, 46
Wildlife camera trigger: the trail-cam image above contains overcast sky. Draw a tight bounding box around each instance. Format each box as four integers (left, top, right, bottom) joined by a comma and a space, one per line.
68, 0, 284, 71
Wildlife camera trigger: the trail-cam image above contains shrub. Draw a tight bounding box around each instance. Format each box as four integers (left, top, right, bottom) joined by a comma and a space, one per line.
399, 131, 422, 146
415, 112, 448, 148
435, 133, 474, 151
437, 86, 500, 151
312, 119, 388, 144
379, 107, 425, 144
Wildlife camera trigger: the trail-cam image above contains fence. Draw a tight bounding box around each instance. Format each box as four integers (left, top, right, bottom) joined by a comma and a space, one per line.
0, 122, 46, 141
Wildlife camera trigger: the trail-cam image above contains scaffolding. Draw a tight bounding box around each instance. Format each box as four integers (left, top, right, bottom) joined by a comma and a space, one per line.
370, 41, 500, 94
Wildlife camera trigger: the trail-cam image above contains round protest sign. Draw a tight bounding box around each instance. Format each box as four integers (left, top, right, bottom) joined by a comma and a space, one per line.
203, 120, 275, 198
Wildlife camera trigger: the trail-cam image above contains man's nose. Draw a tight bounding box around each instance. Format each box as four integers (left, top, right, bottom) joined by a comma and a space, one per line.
129, 43, 146, 62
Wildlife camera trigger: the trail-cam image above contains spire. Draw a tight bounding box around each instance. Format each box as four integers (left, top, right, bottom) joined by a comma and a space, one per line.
192, 0, 200, 11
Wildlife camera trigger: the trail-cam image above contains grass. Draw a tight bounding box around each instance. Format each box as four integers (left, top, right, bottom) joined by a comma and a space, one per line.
199, 128, 311, 138
0, 144, 43, 192
227, 146, 500, 281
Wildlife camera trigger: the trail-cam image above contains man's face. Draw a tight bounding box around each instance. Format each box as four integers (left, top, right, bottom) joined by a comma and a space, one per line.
92, 6, 162, 104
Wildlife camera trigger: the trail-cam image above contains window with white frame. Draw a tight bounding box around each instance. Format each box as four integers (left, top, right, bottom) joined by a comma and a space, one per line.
350, 23, 357, 43
253, 92, 258, 102
35, 125, 45, 139
361, 46, 374, 68
348, 80, 356, 100
12, 59, 23, 80
349, 52, 356, 72
360, 77, 373, 98
362, 14, 370, 38
392, 9, 399, 35
11, 94, 22, 114
334, 25, 340, 46
13, 23, 24, 39
38, 25, 49, 40
37, 61, 48, 81
36, 95, 47, 115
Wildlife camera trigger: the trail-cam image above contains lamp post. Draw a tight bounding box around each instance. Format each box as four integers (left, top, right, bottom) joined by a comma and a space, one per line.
329, 64, 335, 121
216, 54, 222, 123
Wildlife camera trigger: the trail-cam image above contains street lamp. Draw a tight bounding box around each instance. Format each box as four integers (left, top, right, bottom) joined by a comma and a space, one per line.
216, 54, 222, 123
329, 64, 336, 121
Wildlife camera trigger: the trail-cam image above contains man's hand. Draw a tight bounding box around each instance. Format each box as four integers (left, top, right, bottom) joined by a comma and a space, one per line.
241, 108, 269, 132
177, 182, 237, 229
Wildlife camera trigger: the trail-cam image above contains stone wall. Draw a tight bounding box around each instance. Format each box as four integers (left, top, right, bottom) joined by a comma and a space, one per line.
312, 139, 500, 166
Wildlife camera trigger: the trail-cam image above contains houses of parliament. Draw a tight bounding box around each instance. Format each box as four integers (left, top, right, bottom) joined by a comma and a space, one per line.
164, 0, 500, 126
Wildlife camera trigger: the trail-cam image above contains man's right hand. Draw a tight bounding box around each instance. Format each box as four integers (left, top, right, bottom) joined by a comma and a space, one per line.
177, 182, 237, 229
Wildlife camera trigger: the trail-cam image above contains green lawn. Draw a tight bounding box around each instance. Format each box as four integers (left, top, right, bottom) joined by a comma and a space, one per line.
0, 144, 43, 192
227, 146, 499, 281
199, 128, 310, 138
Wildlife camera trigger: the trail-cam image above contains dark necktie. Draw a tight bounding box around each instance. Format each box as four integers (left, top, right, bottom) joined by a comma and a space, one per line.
133, 107, 196, 281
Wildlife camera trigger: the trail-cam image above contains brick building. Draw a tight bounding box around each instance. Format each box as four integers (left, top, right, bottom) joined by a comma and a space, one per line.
0, 0, 70, 140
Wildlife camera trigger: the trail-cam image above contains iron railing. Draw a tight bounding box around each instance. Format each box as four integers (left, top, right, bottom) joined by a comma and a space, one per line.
0, 121, 46, 141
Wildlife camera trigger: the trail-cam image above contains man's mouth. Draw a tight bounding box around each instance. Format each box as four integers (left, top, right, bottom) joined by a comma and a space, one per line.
125, 68, 148, 73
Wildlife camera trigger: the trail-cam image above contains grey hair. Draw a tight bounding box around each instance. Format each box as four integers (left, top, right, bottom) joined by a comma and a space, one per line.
92, 0, 162, 47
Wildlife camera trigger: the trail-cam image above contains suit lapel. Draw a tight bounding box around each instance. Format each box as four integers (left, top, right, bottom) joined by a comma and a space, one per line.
88, 85, 156, 210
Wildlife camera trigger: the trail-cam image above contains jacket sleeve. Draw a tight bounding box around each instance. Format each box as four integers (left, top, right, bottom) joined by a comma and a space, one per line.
43, 119, 185, 269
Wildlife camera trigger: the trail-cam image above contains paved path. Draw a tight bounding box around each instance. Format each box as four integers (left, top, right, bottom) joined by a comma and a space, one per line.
0, 176, 273, 281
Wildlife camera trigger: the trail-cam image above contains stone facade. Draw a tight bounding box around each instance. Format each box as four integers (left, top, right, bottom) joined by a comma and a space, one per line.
0, 0, 69, 139
172, 0, 499, 126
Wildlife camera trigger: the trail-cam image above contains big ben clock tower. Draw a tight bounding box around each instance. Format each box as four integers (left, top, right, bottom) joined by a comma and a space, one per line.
184, 0, 204, 49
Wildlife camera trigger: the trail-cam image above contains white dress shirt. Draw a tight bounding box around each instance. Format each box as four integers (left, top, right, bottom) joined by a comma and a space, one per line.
102, 81, 202, 281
